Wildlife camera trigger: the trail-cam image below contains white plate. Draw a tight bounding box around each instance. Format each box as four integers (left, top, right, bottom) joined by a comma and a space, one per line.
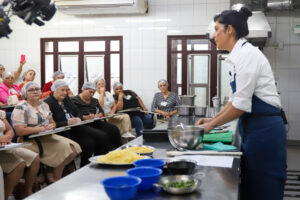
89, 155, 149, 166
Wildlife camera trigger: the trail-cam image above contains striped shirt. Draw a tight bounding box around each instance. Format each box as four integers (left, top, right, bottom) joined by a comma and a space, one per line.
151, 92, 181, 113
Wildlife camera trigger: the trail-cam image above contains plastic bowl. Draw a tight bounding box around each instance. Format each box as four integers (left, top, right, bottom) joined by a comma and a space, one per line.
126, 167, 162, 190
167, 160, 197, 175
133, 159, 166, 169
101, 176, 141, 200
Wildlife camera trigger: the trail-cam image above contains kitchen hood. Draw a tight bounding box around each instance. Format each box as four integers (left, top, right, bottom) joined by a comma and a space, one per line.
207, 11, 272, 47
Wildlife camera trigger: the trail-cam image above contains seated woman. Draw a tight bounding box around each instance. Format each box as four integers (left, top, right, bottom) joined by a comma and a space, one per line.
113, 82, 154, 136
0, 72, 22, 104
19, 69, 36, 89
72, 82, 122, 147
12, 82, 81, 183
151, 79, 181, 119
93, 78, 133, 137
41, 71, 73, 99
0, 110, 40, 200
44, 80, 111, 167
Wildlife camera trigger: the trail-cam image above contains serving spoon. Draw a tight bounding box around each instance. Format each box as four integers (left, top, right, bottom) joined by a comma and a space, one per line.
166, 150, 243, 157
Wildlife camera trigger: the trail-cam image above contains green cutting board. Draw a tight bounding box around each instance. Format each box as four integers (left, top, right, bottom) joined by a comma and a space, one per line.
203, 130, 233, 143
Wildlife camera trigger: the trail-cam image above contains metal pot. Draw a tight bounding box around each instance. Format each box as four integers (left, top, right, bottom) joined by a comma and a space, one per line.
176, 105, 195, 116
179, 95, 196, 106
194, 106, 207, 117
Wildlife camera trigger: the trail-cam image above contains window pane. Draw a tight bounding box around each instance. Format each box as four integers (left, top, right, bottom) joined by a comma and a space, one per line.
171, 53, 181, 84
58, 41, 79, 52
110, 40, 120, 51
45, 55, 53, 83
194, 87, 207, 106
171, 40, 182, 51
219, 55, 230, 105
84, 41, 105, 52
188, 54, 209, 84
45, 42, 53, 52
178, 87, 182, 95
187, 39, 210, 51
84, 55, 105, 83
111, 54, 120, 91
59, 55, 78, 95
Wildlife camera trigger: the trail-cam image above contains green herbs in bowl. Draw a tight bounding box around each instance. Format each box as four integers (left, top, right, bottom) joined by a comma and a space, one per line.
162, 180, 195, 189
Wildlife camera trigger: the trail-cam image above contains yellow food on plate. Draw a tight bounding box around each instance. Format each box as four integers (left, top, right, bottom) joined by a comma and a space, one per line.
97, 150, 144, 164
125, 146, 154, 154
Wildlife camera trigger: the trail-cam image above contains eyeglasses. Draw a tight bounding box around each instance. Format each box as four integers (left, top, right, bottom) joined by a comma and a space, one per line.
27, 88, 41, 93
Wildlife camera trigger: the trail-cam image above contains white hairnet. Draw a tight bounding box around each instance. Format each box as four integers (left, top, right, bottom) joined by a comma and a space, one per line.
81, 82, 96, 90
113, 82, 123, 91
158, 79, 168, 88
22, 69, 35, 81
2, 71, 14, 79
52, 71, 65, 79
51, 79, 68, 92
94, 76, 105, 85
22, 81, 39, 99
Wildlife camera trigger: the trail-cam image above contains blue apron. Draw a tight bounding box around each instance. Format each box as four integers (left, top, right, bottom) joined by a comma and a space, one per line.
238, 96, 286, 200
229, 41, 286, 200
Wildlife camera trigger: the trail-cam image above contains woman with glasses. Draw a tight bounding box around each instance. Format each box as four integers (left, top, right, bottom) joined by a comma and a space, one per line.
44, 80, 111, 167
11, 82, 81, 183
0, 61, 25, 84
151, 79, 181, 119
0, 72, 22, 104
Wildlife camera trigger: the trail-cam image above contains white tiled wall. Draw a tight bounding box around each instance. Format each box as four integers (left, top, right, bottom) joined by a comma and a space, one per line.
265, 11, 300, 140
1, 0, 300, 140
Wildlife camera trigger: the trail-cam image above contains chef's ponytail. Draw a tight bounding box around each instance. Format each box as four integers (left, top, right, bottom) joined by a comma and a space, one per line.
214, 7, 252, 39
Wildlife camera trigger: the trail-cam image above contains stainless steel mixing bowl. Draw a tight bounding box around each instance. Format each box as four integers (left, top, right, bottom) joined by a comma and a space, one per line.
168, 125, 204, 150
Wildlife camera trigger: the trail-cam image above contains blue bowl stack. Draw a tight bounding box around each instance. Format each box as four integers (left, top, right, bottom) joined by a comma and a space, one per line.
133, 158, 166, 169
101, 176, 141, 200
126, 167, 162, 190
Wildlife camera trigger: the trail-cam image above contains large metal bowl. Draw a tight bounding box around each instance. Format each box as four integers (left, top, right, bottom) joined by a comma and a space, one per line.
168, 125, 204, 150
194, 106, 207, 117
179, 95, 196, 106
176, 105, 195, 116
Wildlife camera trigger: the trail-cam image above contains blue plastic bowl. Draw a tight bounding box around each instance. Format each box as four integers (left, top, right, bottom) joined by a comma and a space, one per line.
101, 176, 141, 200
133, 158, 166, 169
126, 167, 162, 190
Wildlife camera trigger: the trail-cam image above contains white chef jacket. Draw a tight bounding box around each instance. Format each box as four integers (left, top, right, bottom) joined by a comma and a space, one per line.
226, 38, 281, 113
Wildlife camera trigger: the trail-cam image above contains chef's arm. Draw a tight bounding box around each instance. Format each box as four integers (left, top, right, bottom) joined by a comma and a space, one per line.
207, 103, 244, 130
212, 102, 232, 119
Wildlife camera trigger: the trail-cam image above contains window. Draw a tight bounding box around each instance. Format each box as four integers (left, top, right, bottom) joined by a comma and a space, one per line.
167, 36, 218, 106
41, 37, 123, 95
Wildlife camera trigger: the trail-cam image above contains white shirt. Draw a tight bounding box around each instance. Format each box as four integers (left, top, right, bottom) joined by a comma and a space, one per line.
226, 38, 281, 112
93, 91, 115, 114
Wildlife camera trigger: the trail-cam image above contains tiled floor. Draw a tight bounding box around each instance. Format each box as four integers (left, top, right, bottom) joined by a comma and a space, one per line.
285, 145, 300, 200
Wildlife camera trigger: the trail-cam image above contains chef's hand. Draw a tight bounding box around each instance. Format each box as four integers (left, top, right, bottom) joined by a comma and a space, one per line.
202, 122, 214, 134
195, 118, 212, 125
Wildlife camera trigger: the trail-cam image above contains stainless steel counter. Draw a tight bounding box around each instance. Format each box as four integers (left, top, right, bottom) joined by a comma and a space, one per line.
25, 116, 241, 200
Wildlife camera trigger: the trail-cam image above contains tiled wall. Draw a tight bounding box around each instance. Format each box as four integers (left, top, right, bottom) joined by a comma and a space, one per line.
1, 0, 300, 140
264, 11, 300, 140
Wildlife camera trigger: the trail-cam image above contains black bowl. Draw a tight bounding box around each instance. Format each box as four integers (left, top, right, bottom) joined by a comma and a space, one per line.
167, 160, 196, 175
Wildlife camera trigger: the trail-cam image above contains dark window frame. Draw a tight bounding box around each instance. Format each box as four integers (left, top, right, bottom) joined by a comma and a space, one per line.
40, 36, 123, 92
167, 35, 218, 106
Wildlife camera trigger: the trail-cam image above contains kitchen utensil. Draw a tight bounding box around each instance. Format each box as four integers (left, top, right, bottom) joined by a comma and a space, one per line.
194, 106, 207, 117
179, 95, 196, 106
120, 145, 155, 156
126, 167, 162, 190
176, 105, 195, 116
167, 160, 197, 175
154, 173, 205, 195
133, 159, 166, 169
101, 176, 141, 200
168, 125, 204, 150
166, 150, 243, 157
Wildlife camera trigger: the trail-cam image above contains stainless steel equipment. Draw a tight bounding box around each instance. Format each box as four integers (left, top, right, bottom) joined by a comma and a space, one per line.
176, 105, 195, 116
155, 173, 205, 195
168, 125, 204, 150
179, 95, 196, 106
194, 106, 207, 117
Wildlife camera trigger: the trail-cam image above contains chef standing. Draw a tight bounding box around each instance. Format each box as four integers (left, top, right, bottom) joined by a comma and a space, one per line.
196, 7, 286, 200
